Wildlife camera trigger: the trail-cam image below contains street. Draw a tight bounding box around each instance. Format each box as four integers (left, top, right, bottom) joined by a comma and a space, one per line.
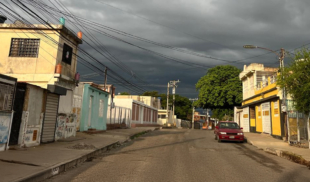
45, 129, 310, 182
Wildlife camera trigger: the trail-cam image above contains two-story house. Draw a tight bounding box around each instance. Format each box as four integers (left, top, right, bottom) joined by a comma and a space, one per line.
0, 19, 82, 147
234, 63, 285, 139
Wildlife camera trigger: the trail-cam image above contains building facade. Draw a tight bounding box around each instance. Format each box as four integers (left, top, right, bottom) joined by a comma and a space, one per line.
235, 63, 285, 138
0, 20, 82, 144
113, 98, 159, 127
75, 82, 109, 132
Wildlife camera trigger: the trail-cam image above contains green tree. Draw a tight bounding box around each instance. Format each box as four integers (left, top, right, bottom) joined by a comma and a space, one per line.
119, 92, 130, 95
196, 65, 242, 120
277, 48, 310, 114
141, 91, 159, 97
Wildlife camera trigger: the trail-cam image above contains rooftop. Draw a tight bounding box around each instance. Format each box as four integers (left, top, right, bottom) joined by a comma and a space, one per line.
0, 22, 82, 44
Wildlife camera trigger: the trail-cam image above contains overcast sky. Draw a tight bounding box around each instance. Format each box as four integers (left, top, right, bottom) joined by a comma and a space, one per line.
3, 0, 310, 97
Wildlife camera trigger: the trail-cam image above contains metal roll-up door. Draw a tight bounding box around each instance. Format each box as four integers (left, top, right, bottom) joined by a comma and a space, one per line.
41, 93, 59, 143
262, 102, 271, 134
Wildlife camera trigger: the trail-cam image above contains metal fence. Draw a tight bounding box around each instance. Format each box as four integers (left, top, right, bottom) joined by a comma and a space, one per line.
181, 120, 191, 128
107, 105, 131, 127
287, 100, 309, 147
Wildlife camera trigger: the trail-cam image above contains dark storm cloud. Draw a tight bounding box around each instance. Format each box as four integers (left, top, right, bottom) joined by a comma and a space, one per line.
5, 0, 309, 96
60, 0, 310, 96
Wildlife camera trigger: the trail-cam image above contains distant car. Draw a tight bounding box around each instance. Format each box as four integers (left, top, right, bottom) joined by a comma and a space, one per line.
214, 121, 244, 143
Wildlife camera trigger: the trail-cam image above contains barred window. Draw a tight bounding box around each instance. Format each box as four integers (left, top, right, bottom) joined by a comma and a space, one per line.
9, 38, 40, 57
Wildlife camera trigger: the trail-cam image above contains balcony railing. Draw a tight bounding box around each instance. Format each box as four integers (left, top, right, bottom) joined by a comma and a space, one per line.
255, 75, 277, 91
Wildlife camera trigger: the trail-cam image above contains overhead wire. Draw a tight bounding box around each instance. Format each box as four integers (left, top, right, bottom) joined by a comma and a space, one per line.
3, 1, 145, 93
20, 0, 232, 64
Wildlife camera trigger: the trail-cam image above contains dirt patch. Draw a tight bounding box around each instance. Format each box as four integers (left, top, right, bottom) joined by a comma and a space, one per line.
130, 130, 150, 139
68, 143, 97, 150
281, 151, 310, 169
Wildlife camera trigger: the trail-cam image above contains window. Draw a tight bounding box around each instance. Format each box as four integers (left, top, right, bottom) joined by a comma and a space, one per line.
62, 43, 73, 65
9, 38, 40, 57
219, 122, 239, 129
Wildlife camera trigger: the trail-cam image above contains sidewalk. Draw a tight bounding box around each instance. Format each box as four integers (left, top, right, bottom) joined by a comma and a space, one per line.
245, 132, 310, 166
0, 127, 158, 182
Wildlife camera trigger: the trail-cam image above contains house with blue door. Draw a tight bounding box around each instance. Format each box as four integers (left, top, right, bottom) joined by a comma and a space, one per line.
74, 82, 109, 132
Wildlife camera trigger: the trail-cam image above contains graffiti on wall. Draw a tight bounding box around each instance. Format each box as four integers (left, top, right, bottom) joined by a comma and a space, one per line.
0, 112, 11, 144
24, 128, 39, 143
55, 114, 77, 140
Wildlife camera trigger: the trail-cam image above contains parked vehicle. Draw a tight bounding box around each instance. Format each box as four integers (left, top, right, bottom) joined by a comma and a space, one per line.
214, 121, 244, 143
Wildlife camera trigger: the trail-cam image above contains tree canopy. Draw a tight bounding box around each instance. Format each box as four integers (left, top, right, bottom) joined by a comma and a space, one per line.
195, 65, 242, 120
277, 48, 310, 114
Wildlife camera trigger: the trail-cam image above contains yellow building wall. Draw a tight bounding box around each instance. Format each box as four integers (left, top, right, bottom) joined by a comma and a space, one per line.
254, 82, 277, 95
255, 105, 263, 132
243, 89, 278, 105
0, 27, 79, 89
271, 100, 281, 136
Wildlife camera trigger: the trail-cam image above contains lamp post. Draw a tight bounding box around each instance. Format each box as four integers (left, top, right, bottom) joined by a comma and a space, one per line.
243, 45, 288, 140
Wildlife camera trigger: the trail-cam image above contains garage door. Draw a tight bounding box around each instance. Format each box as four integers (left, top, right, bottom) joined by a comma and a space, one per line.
41, 93, 59, 143
262, 102, 271, 134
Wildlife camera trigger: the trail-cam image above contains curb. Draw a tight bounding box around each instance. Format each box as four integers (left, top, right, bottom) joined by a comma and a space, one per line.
246, 138, 310, 169
16, 128, 158, 182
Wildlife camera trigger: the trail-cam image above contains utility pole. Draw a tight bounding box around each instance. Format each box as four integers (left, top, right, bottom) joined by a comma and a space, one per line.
279, 48, 290, 142
189, 98, 198, 129
104, 67, 107, 91
170, 80, 180, 125
166, 82, 170, 126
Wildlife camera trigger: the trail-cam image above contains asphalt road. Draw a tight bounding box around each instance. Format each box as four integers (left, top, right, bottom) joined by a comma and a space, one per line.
45, 129, 310, 182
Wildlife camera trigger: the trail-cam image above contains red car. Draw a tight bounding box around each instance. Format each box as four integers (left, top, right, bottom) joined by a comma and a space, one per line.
214, 121, 244, 143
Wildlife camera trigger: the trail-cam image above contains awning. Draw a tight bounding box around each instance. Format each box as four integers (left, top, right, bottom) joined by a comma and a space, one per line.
47, 85, 67, 95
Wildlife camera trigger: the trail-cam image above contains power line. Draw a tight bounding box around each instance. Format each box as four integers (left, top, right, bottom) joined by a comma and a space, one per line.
2, 2, 146, 94
21, 0, 233, 65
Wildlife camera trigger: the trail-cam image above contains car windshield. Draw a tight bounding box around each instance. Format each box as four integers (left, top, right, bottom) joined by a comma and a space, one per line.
219, 122, 239, 129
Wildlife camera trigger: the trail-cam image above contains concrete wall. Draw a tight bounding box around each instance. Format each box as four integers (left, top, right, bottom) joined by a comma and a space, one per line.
55, 90, 76, 140
113, 98, 158, 125
79, 84, 109, 132
73, 85, 84, 131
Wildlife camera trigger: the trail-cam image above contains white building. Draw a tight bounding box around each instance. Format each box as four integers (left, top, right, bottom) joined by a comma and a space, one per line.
113, 98, 159, 127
